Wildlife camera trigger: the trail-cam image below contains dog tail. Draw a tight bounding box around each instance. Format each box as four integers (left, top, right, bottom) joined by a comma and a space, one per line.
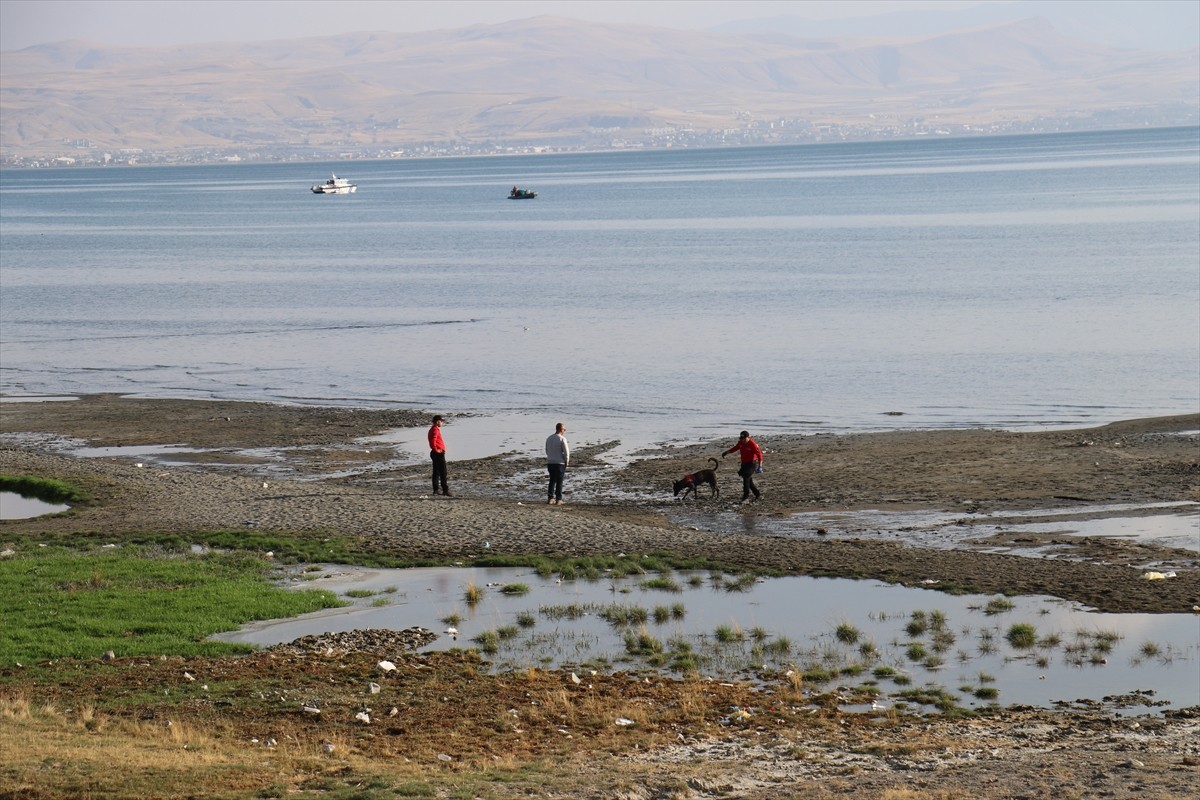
708, 457, 719, 471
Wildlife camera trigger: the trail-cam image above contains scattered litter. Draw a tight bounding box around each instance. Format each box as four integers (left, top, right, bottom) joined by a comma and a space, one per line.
378, 660, 397, 672
570, 672, 581, 685
369, 682, 381, 694
183, 672, 195, 681
302, 706, 321, 715
355, 711, 371, 724
615, 717, 635, 726
920, 579, 940, 585
322, 742, 335, 754
437, 753, 452, 762
1142, 571, 1176, 580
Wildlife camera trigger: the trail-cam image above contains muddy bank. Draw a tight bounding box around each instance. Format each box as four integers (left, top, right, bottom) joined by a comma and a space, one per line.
1, 396, 1197, 613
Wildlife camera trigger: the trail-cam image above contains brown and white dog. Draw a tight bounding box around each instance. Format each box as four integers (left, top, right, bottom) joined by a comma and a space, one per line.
673, 458, 720, 500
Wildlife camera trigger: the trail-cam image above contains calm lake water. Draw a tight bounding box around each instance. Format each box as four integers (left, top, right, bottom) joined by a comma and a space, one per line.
2, 127, 1198, 454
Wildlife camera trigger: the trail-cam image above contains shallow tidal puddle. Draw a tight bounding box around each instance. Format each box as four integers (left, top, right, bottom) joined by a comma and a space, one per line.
721, 502, 1200, 562
215, 565, 1200, 714
0, 491, 69, 519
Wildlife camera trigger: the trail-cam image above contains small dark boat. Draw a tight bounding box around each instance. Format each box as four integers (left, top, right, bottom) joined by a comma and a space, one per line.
508, 187, 537, 199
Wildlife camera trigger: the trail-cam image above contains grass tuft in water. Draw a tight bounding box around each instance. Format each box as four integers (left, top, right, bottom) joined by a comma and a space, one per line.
984, 597, 1016, 616
1005, 623, 1037, 649
835, 623, 861, 645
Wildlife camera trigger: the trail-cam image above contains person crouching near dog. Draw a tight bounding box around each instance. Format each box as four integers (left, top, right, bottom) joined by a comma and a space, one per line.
545, 422, 569, 504
722, 430, 763, 504
428, 415, 451, 496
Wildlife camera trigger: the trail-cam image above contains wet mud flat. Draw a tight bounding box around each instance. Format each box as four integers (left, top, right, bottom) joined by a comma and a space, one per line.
1, 397, 1198, 613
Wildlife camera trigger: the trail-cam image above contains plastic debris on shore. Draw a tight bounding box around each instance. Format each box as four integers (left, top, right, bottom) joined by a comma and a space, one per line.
1142, 571, 1177, 580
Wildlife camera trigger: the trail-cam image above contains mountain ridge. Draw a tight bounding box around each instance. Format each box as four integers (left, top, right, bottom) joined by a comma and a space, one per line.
2, 15, 1196, 161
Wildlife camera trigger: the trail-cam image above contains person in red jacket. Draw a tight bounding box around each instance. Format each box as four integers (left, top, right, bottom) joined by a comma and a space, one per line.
428, 415, 451, 496
722, 430, 763, 504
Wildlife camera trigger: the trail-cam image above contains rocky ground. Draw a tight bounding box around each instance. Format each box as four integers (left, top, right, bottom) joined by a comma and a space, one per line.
1, 395, 1198, 798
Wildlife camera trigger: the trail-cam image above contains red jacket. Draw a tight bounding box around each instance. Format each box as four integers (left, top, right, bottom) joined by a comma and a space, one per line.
428, 425, 445, 453
725, 437, 763, 464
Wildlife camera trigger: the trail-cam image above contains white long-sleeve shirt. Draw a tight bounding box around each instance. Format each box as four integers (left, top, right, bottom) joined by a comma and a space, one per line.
545, 432, 569, 466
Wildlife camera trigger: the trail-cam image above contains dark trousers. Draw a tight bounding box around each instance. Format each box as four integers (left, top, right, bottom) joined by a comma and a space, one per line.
737, 462, 760, 501
547, 463, 565, 501
430, 450, 448, 494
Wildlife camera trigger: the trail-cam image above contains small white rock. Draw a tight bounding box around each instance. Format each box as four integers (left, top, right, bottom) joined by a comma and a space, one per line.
378, 660, 397, 672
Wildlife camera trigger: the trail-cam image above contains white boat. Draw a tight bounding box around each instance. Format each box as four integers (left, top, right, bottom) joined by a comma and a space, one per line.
311, 174, 357, 194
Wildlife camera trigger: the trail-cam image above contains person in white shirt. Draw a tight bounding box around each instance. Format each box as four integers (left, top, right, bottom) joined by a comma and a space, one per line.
545, 422, 569, 504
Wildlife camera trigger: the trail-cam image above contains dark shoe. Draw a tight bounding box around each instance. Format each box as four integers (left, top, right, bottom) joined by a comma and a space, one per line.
443, 490, 453, 497
432, 489, 441, 495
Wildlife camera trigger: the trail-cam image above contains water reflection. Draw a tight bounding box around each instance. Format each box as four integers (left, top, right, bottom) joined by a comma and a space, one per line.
216, 565, 1200, 714
0, 491, 69, 519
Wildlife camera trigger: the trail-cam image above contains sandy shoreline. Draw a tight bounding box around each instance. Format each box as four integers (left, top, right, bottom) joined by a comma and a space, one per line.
2, 395, 1197, 613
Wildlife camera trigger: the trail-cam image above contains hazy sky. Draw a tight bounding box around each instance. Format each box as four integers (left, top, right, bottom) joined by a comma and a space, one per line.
1, 0, 1195, 51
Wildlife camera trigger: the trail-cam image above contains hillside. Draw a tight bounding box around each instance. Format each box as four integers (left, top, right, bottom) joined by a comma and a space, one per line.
1, 15, 1196, 161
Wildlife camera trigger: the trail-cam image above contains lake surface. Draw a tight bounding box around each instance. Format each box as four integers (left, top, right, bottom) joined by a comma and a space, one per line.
2, 127, 1198, 455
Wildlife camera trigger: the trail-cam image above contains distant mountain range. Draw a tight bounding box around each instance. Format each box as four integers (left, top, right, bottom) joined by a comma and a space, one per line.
1, 15, 1196, 161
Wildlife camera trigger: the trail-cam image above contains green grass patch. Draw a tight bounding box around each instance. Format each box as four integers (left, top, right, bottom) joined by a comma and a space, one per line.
0, 546, 343, 662
0, 474, 90, 504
